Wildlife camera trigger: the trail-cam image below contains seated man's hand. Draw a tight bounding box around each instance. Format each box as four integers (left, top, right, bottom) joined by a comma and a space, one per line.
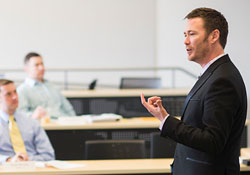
32, 106, 47, 119
7, 152, 29, 162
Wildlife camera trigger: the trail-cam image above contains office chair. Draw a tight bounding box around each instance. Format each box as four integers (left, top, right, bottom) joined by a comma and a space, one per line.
119, 77, 162, 89
85, 139, 146, 160
150, 132, 176, 158
88, 79, 97, 90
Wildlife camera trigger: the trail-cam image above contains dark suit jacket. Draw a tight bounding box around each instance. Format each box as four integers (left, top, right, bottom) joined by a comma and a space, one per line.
161, 54, 247, 175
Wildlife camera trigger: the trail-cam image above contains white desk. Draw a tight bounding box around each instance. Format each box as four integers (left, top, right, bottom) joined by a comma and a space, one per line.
0, 159, 171, 175
62, 88, 190, 98
42, 117, 161, 130
1, 158, 250, 175
42, 117, 249, 130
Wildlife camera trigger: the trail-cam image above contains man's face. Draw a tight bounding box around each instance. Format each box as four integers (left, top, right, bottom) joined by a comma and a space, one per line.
184, 17, 210, 65
25, 56, 45, 81
0, 83, 18, 114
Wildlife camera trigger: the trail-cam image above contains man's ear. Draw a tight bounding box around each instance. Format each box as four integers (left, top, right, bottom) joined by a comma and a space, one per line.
210, 29, 220, 44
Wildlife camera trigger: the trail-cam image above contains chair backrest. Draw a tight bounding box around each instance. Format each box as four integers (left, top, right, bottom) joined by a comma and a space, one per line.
85, 139, 146, 160
150, 132, 176, 158
88, 79, 97, 90
120, 77, 162, 89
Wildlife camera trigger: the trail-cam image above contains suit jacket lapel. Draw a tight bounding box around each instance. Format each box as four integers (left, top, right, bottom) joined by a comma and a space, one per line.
181, 72, 212, 118
181, 54, 230, 119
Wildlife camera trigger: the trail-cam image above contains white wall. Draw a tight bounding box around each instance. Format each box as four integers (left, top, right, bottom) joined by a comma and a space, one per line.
1, 0, 249, 89
0, 0, 249, 99
156, 0, 250, 90
0, 0, 156, 87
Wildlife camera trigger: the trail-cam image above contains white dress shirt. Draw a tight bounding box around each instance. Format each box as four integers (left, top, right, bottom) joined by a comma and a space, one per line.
17, 78, 76, 118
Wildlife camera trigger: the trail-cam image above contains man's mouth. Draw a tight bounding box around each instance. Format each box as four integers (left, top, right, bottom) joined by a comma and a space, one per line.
186, 48, 192, 54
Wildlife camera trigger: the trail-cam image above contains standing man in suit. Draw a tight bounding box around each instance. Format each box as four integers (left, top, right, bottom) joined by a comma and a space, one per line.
141, 7, 247, 175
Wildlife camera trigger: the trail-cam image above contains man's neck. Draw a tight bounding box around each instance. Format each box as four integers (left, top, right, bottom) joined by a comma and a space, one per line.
29, 77, 44, 83
0, 108, 15, 116
200, 47, 224, 68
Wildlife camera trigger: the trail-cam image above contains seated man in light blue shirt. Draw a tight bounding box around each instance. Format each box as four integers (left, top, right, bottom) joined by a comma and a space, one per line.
0, 79, 54, 163
17, 52, 76, 119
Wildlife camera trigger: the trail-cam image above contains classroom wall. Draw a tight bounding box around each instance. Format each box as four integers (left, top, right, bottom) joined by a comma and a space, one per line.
0, 0, 156, 87
1, 0, 249, 90
156, 0, 250, 89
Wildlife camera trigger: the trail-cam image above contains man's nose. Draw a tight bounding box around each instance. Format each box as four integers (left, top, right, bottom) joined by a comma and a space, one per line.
184, 36, 190, 45
12, 94, 17, 99
39, 65, 45, 70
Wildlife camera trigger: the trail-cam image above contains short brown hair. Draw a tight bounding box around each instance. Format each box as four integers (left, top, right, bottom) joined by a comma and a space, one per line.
24, 52, 41, 64
0, 79, 14, 90
185, 7, 228, 49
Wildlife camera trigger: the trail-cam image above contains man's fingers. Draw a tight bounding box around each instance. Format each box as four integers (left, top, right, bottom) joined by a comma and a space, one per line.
140, 93, 146, 104
148, 96, 161, 103
156, 99, 162, 107
17, 153, 29, 161
148, 97, 161, 106
141, 93, 151, 109
141, 93, 155, 112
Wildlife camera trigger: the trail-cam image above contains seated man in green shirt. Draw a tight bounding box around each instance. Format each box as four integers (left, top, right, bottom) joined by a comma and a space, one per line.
17, 52, 76, 119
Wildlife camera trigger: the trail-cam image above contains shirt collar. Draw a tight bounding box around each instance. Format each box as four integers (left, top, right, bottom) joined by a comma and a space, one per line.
200, 53, 227, 76
0, 110, 17, 123
25, 77, 47, 87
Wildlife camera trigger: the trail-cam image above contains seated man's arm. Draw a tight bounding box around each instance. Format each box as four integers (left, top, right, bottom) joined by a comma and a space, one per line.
28, 120, 55, 161
60, 93, 76, 116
